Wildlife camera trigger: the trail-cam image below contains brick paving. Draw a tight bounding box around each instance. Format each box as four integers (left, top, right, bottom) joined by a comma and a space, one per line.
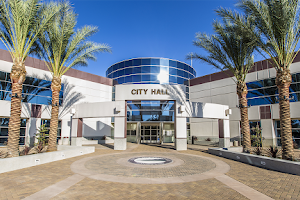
0, 143, 299, 200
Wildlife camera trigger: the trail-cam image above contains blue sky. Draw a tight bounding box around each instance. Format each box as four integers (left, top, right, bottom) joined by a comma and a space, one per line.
68, 0, 241, 78
1, 0, 242, 78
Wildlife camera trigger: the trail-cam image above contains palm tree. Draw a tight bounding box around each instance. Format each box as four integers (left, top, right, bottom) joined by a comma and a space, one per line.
37, 2, 111, 151
189, 18, 256, 151
218, 0, 299, 160
0, 0, 60, 157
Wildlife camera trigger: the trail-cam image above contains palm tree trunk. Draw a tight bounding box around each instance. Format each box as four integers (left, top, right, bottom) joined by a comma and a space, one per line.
7, 58, 26, 157
276, 69, 294, 160
47, 76, 61, 152
237, 81, 251, 152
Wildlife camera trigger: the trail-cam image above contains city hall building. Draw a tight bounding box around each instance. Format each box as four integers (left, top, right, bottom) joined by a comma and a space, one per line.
0, 49, 299, 150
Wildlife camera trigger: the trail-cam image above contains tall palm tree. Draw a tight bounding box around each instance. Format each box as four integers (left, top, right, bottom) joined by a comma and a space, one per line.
37, 2, 111, 152
218, 0, 300, 160
0, 0, 60, 157
189, 18, 256, 151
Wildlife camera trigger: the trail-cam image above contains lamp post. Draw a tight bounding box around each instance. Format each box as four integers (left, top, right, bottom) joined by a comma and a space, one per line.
69, 108, 76, 146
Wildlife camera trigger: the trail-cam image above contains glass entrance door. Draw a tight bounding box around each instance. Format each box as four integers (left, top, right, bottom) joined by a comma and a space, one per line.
141, 124, 160, 143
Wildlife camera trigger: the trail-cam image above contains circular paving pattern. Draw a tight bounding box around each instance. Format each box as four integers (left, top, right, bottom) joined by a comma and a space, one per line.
70, 152, 231, 184
128, 157, 173, 165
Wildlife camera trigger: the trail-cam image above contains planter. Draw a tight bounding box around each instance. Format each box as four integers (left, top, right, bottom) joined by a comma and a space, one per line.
0, 145, 95, 174
208, 148, 300, 175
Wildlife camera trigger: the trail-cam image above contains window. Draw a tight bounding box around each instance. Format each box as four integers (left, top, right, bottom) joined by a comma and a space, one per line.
0, 118, 27, 146
246, 73, 300, 106
0, 71, 64, 106
127, 100, 175, 122
275, 120, 300, 149
41, 119, 62, 143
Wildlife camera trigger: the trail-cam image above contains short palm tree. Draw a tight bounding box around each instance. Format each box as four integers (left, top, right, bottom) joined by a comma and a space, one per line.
0, 0, 60, 157
218, 0, 299, 160
37, 2, 111, 151
189, 19, 256, 151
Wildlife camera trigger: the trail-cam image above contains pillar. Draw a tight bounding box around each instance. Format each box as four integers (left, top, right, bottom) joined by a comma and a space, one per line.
175, 117, 187, 150
218, 119, 230, 148
114, 116, 127, 150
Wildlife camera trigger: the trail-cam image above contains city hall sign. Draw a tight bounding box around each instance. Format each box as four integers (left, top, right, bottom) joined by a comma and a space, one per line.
131, 89, 169, 95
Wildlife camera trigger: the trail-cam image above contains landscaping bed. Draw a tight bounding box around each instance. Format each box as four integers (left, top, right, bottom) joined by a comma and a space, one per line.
208, 147, 300, 175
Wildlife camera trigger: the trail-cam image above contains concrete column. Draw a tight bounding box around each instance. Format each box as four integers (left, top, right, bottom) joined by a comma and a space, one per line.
114, 117, 127, 150
261, 119, 276, 146
218, 119, 230, 148
175, 117, 187, 150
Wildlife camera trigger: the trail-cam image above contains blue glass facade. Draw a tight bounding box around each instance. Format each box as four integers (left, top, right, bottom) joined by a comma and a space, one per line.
106, 58, 196, 85
247, 72, 300, 106
127, 100, 175, 122
0, 71, 64, 106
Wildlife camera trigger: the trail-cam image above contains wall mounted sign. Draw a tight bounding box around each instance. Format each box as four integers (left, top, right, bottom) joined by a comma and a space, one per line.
131, 89, 169, 95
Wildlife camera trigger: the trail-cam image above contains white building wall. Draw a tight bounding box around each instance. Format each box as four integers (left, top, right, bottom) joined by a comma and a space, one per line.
190, 61, 300, 146
0, 59, 112, 146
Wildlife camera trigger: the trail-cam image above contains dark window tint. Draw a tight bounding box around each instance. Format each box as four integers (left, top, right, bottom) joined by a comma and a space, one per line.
132, 59, 142, 66
142, 66, 151, 73
133, 67, 141, 74
132, 75, 141, 82
141, 59, 151, 65
151, 59, 160, 65
125, 60, 132, 67
0, 72, 6, 80
151, 66, 160, 73
125, 67, 132, 75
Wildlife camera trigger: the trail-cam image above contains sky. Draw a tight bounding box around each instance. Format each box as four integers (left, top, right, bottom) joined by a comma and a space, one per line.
6, 0, 243, 78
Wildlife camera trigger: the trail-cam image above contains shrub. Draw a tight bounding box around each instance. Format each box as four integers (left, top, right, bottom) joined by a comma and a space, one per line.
267, 146, 281, 158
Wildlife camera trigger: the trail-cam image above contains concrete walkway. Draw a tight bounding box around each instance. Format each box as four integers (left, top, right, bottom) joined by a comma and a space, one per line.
0, 143, 299, 200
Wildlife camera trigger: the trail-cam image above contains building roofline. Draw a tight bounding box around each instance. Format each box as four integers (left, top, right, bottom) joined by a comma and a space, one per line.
189, 53, 300, 86
0, 48, 113, 86
107, 57, 195, 71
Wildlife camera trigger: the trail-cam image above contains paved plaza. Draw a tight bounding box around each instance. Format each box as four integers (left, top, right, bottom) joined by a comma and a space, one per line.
0, 143, 300, 200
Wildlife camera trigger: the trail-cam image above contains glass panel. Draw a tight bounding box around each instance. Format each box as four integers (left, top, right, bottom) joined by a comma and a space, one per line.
125, 60, 132, 67
132, 59, 141, 66
145, 130, 150, 135
169, 75, 177, 83
0, 118, 9, 126
0, 72, 6, 80
0, 138, 8, 145
151, 58, 160, 65
141, 66, 151, 73
125, 68, 132, 75
42, 119, 51, 127
125, 76, 132, 83
127, 130, 130, 136
118, 69, 125, 76
5, 73, 10, 82
247, 81, 264, 90
151, 126, 157, 129
20, 119, 27, 127
118, 62, 125, 69
169, 60, 177, 67
151, 66, 160, 73
263, 78, 275, 87
292, 120, 300, 128
131, 130, 136, 135
20, 128, 25, 136
132, 67, 141, 74
141, 59, 151, 65
177, 62, 184, 69
177, 69, 184, 77
0, 128, 8, 136
19, 137, 25, 145
160, 59, 169, 66
142, 75, 150, 81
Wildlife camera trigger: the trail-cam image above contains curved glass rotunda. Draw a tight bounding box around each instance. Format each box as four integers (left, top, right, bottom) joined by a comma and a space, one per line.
106, 58, 196, 85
